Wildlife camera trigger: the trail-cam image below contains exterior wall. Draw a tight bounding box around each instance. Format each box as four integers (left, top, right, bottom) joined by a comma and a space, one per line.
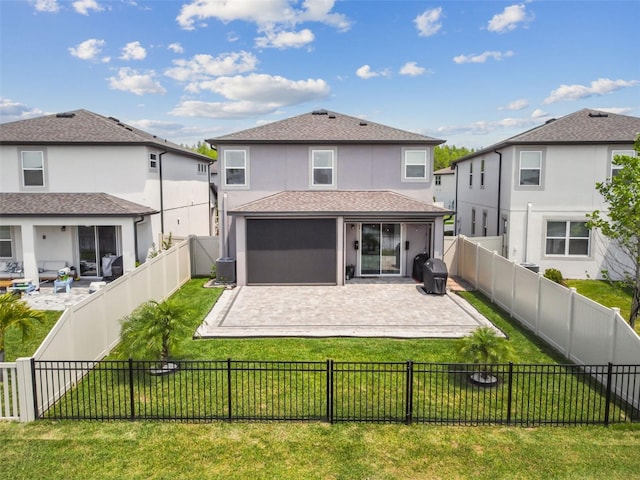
433, 173, 455, 210
456, 143, 636, 279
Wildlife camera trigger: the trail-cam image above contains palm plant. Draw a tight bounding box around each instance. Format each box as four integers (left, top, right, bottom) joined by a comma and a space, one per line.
119, 299, 192, 365
0, 293, 44, 379
456, 326, 515, 384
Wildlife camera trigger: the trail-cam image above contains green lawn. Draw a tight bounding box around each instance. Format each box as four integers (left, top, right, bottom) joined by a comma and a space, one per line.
4, 310, 62, 361
1, 421, 640, 480
566, 279, 635, 333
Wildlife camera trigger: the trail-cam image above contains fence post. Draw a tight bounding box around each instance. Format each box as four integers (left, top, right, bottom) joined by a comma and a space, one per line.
327, 360, 334, 424
128, 359, 135, 421
15, 357, 36, 422
405, 361, 414, 425
506, 362, 513, 426
227, 358, 232, 421
566, 288, 577, 360
604, 362, 613, 427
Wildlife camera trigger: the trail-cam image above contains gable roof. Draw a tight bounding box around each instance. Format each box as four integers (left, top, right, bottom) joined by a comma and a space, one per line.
0, 109, 210, 161
453, 109, 640, 163
229, 190, 451, 216
434, 166, 455, 175
208, 110, 444, 145
0, 193, 158, 217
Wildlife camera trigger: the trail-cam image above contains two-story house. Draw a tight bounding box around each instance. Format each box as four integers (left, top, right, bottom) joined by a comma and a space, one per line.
207, 109, 451, 286
453, 108, 640, 279
0, 109, 214, 283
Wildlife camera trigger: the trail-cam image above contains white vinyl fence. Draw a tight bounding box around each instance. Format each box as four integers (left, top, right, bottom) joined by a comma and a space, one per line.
9, 238, 192, 421
453, 235, 640, 408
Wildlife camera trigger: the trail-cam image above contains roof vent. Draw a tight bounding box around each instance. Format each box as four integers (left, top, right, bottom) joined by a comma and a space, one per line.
328, 113, 336, 119
55, 112, 75, 118
589, 112, 608, 118
359, 121, 368, 126
545, 118, 556, 124
108, 116, 120, 122
312, 109, 328, 115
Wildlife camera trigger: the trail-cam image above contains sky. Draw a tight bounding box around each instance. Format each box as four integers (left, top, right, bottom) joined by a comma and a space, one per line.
1, 0, 638, 150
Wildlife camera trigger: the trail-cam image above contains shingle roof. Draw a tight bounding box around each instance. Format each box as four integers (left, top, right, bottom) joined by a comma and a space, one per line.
0, 193, 158, 216
453, 109, 640, 163
229, 191, 451, 216
0, 109, 209, 160
209, 110, 444, 145
434, 166, 455, 175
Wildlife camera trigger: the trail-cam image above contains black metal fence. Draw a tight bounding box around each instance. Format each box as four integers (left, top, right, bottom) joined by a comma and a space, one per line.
32, 360, 640, 425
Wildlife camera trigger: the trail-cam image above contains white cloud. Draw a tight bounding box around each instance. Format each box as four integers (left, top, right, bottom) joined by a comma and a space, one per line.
73, 0, 103, 15
399, 62, 426, 77
544, 78, 640, 104
256, 28, 315, 49
356, 65, 390, 79
531, 108, 548, 119
176, 0, 351, 32
170, 73, 330, 119
168, 43, 184, 54
414, 7, 442, 37
487, 4, 532, 33
32, 0, 59, 13
120, 41, 147, 61
594, 107, 634, 115
108, 68, 166, 95
68, 38, 105, 61
0, 99, 47, 122
453, 50, 514, 64
435, 112, 551, 137
499, 98, 529, 111
165, 51, 258, 82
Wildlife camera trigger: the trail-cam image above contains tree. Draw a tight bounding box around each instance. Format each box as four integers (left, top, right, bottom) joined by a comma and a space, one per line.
587, 134, 640, 328
434, 144, 474, 171
192, 141, 217, 161
456, 326, 514, 384
0, 293, 44, 378
119, 299, 193, 364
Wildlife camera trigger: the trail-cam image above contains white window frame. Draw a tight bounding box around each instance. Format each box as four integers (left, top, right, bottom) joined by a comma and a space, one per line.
20, 150, 45, 188
223, 149, 248, 187
482, 210, 488, 236
471, 208, 476, 235
310, 148, 337, 188
610, 150, 636, 178
402, 148, 428, 182
197, 162, 208, 175
0, 226, 12, 258
518, 151, 542, 187
435, 175, 441, 186
545, 220, 590, 257
469, 162, 473, 187
149, 153, 158, 172
480, 159, 485, 189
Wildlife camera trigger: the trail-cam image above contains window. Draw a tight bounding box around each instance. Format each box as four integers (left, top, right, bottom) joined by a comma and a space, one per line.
0, 226, 12, 258
519, 151, 542, 186
471, 208, 476, 235
611, 150, 636, 177
480, 159, 485, 188
469, 162, 473, 187
435, 175, 441, 186
545, 221, 590, 256
21, 151, 45, 187
403, 149, 428, 180
311, 149, 336, 187
197, 163, 207, 175
482, 211, 488, 236
224, 149, 247, 186
149, 153, 158, 171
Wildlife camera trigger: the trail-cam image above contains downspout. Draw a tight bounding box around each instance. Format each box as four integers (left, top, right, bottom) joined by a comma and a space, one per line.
454, 163, 459, 235
494, 150, 502, 236
158, 150, 167, 235
208, 161, 216, 236
524, 202, 533, 263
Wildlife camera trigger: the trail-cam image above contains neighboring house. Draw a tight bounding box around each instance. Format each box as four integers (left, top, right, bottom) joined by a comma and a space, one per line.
207, 109, 450, 286
453, 108, 640, 279
0, 109, 215, 283
433, 165, 456, 234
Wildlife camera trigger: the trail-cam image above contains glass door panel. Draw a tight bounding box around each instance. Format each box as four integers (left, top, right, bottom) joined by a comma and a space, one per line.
380, 223, 401, 274
78, 226, 97, 276
361, 224, 381, 275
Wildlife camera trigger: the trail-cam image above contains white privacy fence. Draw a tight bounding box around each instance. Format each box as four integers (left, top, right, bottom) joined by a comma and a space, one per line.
454, 236, 640, 408
9, 238, 192, 421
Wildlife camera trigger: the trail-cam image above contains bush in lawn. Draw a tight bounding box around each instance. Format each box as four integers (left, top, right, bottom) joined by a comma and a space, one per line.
119, 299, 192, 364
0, 293, 44, 378
544, 268, 567, 287
456, 326, 515, 384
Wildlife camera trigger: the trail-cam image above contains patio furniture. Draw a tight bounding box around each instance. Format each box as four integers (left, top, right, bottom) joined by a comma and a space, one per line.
54, 277, 73, 293
8, 278, 36, 295
89, 281, 107, 293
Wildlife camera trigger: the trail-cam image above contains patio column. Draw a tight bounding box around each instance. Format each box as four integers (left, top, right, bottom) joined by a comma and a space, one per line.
20, 223, 38, 283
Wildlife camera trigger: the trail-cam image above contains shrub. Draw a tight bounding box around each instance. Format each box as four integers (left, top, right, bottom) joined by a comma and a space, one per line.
544, 268, 567, 286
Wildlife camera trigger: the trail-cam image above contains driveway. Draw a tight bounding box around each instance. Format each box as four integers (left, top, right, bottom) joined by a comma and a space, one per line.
196, 278, 498, 338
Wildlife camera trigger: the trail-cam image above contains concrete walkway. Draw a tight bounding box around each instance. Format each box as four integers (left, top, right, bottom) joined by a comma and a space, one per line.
196, 278, 498, 339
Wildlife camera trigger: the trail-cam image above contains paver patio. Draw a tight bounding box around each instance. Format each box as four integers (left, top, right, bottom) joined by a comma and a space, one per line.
196, 278, 499, 338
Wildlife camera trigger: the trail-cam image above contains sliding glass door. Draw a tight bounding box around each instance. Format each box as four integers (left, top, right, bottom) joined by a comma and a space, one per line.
78, 226, 119, 277
360, 223, 401, 275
